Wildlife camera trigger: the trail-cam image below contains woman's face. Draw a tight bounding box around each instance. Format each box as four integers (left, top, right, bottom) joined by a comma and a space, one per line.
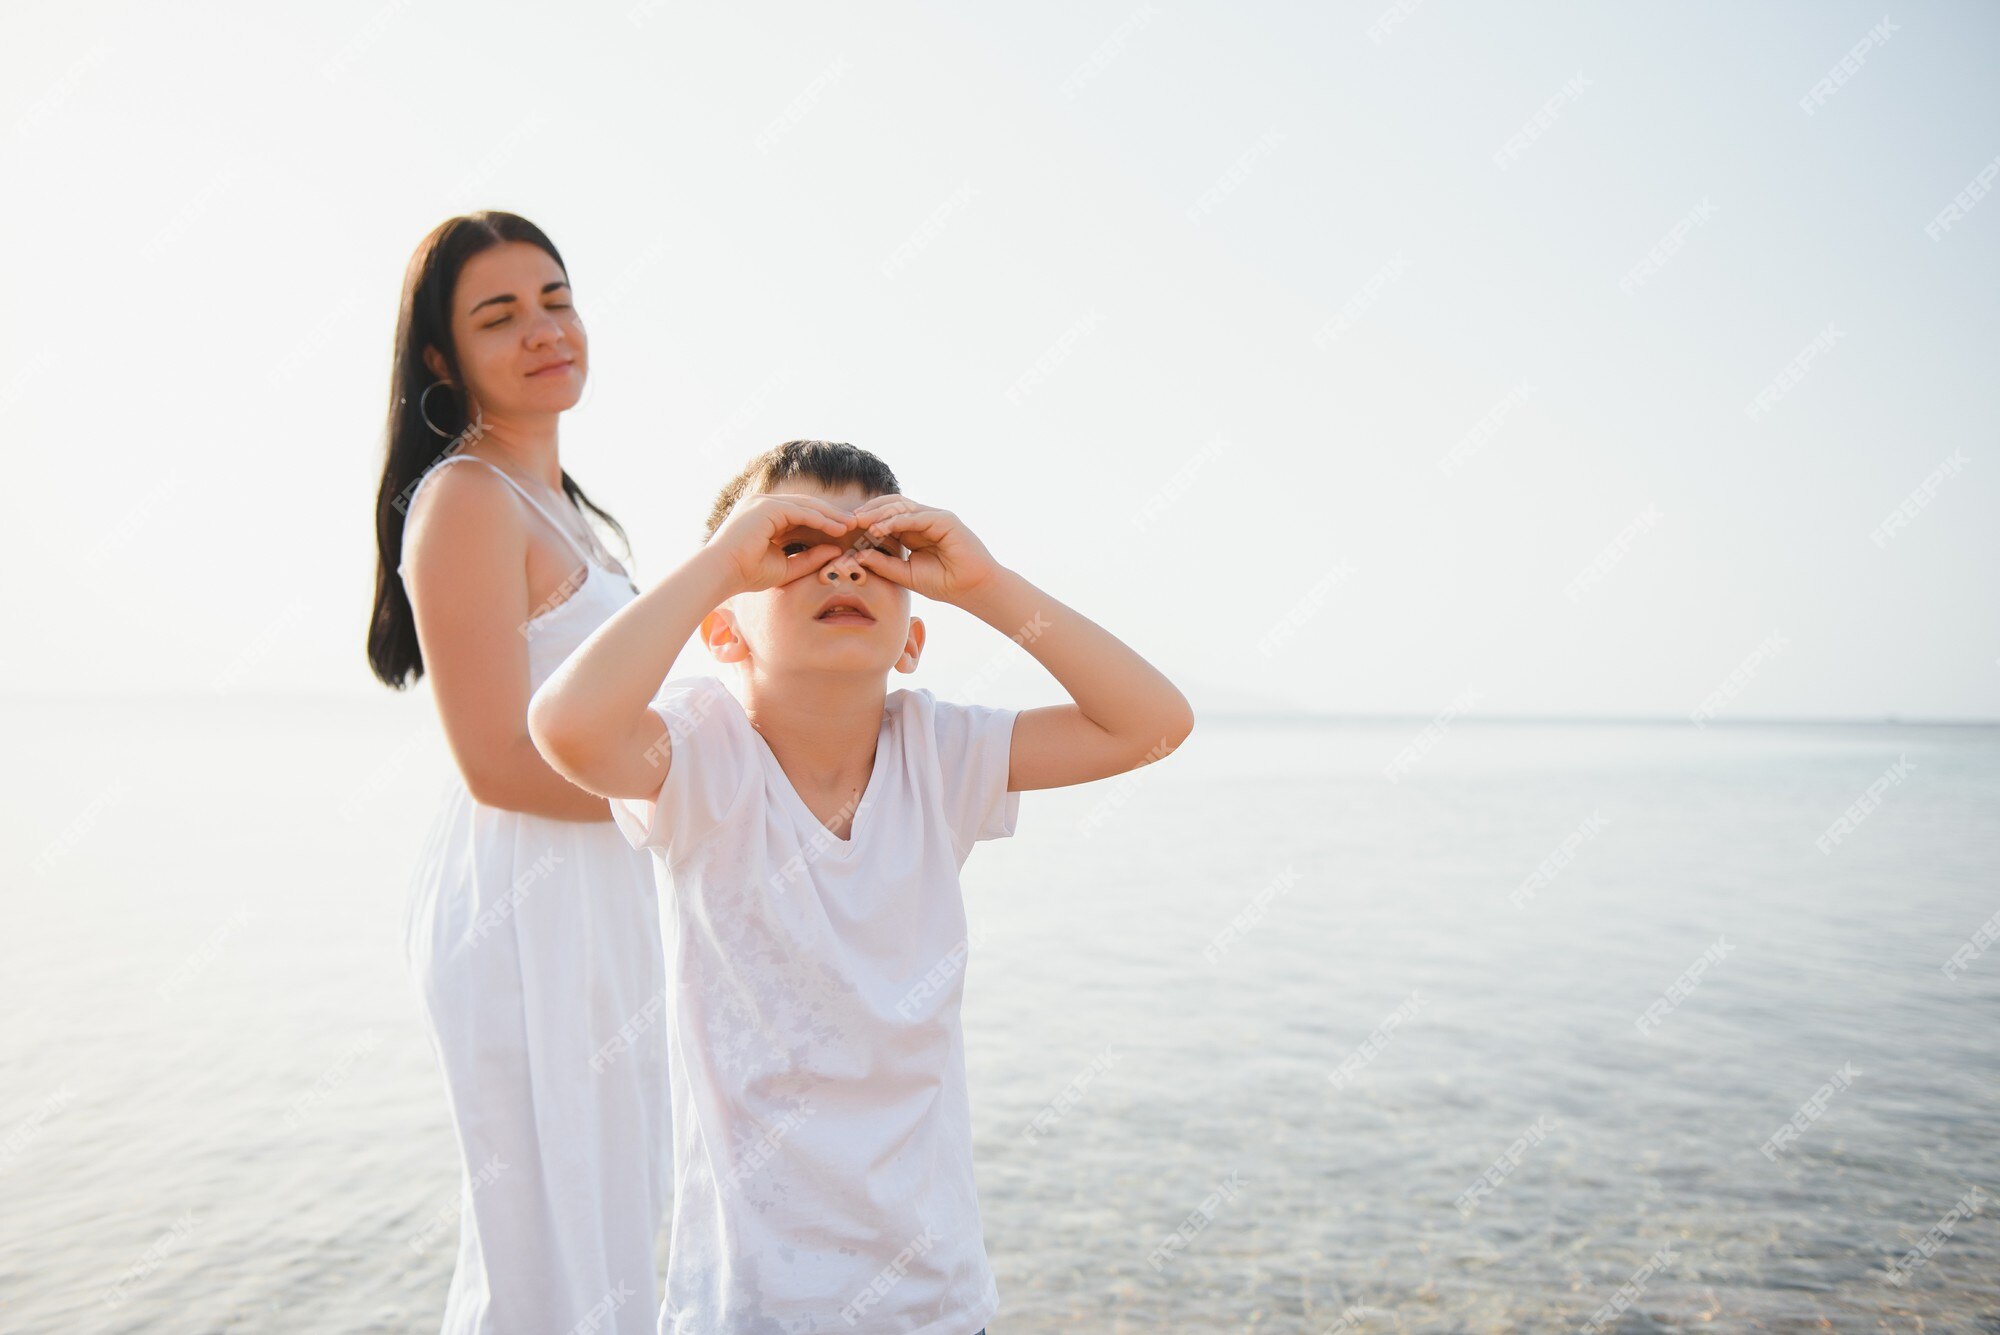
431, 240, 587, 420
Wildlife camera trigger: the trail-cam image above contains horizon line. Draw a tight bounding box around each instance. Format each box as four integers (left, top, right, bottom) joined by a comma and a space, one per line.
0, 689, 1993, 728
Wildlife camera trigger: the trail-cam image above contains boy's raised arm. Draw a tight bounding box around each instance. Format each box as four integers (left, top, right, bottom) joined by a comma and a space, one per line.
843, 495, 1196, 794
961, 567, 1195, 792
528, 494, 856, 801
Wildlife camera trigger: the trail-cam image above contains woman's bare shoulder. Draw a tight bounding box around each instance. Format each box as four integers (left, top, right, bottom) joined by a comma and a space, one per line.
406, 459, 521, 534
403, 458, 527, 571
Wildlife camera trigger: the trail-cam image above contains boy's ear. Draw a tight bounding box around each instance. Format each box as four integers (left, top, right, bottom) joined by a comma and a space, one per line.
895, 616, 926, 674
701, 607, 750, 664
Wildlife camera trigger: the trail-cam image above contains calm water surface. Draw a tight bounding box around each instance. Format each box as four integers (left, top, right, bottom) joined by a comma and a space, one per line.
2, 695, 1995, 1332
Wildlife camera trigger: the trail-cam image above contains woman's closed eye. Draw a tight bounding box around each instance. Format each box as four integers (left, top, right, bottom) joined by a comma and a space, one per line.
481, 302, 573, 329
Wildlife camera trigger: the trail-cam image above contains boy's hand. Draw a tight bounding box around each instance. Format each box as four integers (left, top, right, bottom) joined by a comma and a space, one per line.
706, 492, 855, 594
847, 495, 1003, 605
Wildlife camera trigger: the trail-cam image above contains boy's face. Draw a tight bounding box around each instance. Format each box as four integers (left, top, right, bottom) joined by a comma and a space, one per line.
702, 480, 926, 679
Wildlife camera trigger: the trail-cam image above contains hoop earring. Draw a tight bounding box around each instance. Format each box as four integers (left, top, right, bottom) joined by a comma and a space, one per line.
418, 380, 459, 439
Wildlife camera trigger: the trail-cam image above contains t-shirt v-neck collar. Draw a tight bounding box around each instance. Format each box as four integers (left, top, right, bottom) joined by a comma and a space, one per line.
746, 708, 893, 852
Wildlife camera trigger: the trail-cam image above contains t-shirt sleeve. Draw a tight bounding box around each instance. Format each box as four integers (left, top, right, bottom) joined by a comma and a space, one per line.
926, 691, 1022, 863
610, 675, 750, 869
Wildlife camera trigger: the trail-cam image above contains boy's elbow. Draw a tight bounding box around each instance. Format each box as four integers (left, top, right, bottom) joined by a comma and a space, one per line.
1135, 694, 1195, 767
526, 687, 586, 775
1161, 693, 1196, 753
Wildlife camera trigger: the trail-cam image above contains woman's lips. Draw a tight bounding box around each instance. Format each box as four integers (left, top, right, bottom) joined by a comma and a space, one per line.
527, 361, 574, 377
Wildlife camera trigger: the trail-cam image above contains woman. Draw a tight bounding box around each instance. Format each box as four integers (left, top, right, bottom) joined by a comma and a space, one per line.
367, 211, 669, 1334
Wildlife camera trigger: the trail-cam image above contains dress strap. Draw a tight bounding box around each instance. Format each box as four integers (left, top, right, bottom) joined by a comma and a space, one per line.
398, 454, 595, 577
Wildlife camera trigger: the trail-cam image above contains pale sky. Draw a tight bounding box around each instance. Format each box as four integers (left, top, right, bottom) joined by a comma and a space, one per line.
6, 1, 1995, 720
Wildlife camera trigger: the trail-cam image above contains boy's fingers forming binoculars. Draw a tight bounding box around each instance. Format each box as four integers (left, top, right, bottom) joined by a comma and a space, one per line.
864, 507, 950, 546
764, 494, 853, 536
852, 545, 914, 587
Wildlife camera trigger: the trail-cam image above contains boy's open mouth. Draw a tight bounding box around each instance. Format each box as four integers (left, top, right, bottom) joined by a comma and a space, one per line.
815, 593, 875, 624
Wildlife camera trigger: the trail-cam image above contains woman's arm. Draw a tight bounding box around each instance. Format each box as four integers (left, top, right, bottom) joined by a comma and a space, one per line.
403, 462, 618, 821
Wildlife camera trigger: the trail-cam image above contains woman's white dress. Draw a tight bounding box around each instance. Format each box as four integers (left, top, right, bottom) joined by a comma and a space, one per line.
398, 454, 670, 1335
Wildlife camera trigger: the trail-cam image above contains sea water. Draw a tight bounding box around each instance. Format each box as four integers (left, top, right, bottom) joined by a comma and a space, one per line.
2, 694, 1994, 1331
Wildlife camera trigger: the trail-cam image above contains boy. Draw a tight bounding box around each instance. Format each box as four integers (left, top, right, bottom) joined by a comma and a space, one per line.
528, 440, 1193, 1334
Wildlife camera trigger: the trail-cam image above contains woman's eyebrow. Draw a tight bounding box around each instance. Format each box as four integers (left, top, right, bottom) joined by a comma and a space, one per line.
468, 280, 571, 315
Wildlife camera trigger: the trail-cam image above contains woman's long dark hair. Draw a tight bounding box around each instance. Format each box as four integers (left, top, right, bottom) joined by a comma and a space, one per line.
367, 211, 630, 689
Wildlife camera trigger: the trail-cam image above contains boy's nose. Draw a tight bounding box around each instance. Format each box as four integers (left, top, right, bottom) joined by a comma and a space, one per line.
822, 547, 867, 582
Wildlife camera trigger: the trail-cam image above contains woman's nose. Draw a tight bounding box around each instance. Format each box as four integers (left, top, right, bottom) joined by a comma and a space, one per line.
527, 310, 566, 345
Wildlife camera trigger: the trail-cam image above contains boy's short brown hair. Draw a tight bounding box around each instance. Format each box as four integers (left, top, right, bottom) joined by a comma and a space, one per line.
702, 440, 901, 546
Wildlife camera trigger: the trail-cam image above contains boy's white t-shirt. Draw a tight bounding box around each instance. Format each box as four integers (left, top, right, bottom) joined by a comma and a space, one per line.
610, 673, 1019, 1335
